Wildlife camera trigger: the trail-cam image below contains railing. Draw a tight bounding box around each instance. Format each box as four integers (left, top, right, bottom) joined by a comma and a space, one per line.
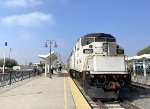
0, 70, 37, 87
131, 72, 150, 85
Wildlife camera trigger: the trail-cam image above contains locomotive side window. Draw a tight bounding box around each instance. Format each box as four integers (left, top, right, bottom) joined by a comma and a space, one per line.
81, 38, 94, 46
76, 41, 80, 51
95, 38, 105, 42
106, 38, 116, 42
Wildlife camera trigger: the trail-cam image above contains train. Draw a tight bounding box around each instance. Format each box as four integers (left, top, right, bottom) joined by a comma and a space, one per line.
67, 33, 131, 100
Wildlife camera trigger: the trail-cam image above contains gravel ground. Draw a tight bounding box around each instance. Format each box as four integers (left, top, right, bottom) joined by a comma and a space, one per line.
131, 87, 150, 109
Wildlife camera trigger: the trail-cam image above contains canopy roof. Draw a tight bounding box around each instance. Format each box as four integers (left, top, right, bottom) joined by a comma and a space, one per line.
38, 51, 58, 62
127, 54, 150, 61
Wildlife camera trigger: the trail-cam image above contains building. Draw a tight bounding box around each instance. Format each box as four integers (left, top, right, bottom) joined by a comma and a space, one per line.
13, 65, 33, 71
127, 54, 150, 76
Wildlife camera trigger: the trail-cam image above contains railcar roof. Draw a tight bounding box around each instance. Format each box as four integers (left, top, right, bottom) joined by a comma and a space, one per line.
82, 33, 115, 38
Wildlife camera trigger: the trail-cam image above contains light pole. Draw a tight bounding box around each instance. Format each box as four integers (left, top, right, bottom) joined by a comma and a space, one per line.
9, 48, 12, 60
44, 40, 57, 78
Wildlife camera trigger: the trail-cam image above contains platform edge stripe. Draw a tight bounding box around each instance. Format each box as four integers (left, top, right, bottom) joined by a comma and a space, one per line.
67, 76, 91, 109
64, 77, 68, 109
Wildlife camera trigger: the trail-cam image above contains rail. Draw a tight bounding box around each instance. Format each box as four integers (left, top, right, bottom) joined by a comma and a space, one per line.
71, 76, 141, 109
97, 100, 108, 109
0, 70, 37, 87
120, 100, 140, 109
97, 100, 140, 109
132, 81, 150, 89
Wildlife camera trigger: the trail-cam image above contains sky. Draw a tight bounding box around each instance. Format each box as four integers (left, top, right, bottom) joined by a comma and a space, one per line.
0, 0, 150, 65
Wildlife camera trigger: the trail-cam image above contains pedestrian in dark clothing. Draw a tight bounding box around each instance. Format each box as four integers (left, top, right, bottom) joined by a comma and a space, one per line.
33, 67, 37, 76
59, 66, 62, 73
51, 68, 53, 74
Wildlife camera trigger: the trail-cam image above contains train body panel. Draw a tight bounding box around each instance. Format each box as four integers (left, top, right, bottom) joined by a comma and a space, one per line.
67, 33, 131, 99
93, 56, 126, 72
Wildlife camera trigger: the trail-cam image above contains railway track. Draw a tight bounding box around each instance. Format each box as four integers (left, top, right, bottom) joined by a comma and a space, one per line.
132, 82, 150, 89
97, 100, 140, 109
73, 79, 141, 109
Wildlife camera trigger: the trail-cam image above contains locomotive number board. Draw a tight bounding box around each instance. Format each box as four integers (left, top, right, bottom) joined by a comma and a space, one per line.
83, 49, 93, 54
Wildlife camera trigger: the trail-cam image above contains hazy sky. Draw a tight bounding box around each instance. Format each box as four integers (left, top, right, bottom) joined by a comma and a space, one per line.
0, 0, 150, 65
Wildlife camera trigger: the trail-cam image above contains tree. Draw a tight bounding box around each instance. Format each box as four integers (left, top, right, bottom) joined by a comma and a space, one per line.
137, 46, 150, 56
0, 58, 18, 68
38, 63, 44, 68
29, 62, 33, 66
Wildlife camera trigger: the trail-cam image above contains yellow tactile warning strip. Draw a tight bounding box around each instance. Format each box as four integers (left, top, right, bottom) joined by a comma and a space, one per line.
64, 70, 91, 109
64, 77, 68, 109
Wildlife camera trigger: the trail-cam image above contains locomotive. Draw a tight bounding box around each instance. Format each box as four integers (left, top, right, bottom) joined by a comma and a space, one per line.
67, 33, 131, 99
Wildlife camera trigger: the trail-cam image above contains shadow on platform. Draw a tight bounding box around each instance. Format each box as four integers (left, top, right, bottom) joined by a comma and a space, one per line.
58, 73, 70, 77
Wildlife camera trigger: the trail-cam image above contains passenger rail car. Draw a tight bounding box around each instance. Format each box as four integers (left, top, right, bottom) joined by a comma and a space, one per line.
67, 33, 131, 99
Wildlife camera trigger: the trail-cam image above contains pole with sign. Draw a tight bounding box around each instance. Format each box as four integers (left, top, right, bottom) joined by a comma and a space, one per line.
3, 42, 7, 73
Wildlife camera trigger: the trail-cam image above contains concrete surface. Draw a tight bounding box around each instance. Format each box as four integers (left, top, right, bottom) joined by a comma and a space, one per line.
0, 71, 76, 109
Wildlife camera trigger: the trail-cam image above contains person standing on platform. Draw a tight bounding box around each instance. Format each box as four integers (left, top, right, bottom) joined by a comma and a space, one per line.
58, 65, 62, 73
51, 68, 53, 74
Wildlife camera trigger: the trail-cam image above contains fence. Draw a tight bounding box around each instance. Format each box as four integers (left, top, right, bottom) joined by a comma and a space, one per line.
0, 70, 37, 87
131, 72, 150, 85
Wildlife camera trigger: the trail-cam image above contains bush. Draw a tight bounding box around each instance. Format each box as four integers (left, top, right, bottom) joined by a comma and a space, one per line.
0, 58, 18, 68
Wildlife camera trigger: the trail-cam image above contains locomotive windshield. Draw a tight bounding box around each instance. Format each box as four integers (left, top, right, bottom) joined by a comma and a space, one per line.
81, 38, 94, 46
82, 37, 116, 46
95, 37, 116, 42
106, 38, 116, 42
95, 38, 105, 42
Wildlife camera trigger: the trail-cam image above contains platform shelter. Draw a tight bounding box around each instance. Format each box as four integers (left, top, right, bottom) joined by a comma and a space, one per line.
127, 54, 150, 76
38, 51, 58, 77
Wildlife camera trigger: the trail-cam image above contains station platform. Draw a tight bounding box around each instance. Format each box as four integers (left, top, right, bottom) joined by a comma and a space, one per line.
0, 70, 91, 109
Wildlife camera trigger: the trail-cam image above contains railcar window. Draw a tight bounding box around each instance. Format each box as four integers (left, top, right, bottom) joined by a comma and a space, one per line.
106, 38, 116, 42
81, 38, 94, 46
95, 38, 105, 42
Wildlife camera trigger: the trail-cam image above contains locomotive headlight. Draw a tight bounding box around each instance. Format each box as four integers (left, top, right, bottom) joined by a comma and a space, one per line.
124, 75, 127, 78
116, 45, 119, 49
120, 80, 124, 86
91, 75, 94, 78
116, 75, 119, 78
103, 43, 108, 48
89, 45, 93, 48
116, 49, 124, 54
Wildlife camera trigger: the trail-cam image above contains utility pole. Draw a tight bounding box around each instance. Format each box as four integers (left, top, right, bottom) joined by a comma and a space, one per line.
3, 42, 7, 73
26, 59, 28, 66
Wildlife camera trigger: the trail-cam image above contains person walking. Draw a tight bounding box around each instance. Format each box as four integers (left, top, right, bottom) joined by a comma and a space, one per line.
51, 68, 53, 74
58, 65, 62, 73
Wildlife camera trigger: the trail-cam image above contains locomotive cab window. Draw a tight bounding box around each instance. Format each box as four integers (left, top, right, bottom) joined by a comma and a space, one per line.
81, 38, 94, 46
95, 38, 105, 42
76, 41, 80, 51
106, 38, 116, 42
